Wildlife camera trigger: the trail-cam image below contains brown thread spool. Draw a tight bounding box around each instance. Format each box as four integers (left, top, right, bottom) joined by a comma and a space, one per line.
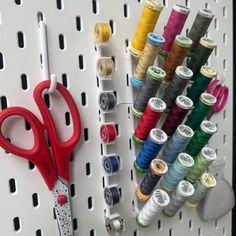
131, 33, 165, 88
162, 35, 192, 83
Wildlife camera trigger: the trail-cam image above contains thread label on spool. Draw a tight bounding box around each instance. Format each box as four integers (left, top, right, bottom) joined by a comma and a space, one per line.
200, 65, 217, 78
201, 120, 217, 134
176, 95, 193, 109
200, 173, 217, 188
199, 8, 214, 18
175, 35, 192, 48
179, 180, 195, 197
177, 125, 194, 139
173, 4, 190, 14
148, 97, 166, 112
150, 159, 168, 176
154, 189, 170, 206
200, 93, 217, 106
150, 128, 168, 144
178, 153, 194, 168
148, 66, 166, 80
145, 0, 164, 11
175, 66, 193, 79
201, 147, 217, 161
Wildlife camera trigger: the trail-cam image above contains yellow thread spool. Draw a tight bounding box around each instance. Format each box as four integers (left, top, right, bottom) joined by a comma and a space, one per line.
131, 33, 165, 87
94, 23, 112, 45
130, 0, 164, 57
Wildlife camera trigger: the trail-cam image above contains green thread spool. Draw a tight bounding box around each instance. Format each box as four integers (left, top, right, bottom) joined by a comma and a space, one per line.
188, 37, 216, 81
185, 93, 216, 131
186, 173, 216, 208
185, 147, 216, 184
187, 66, 217, 104
185, 120, 217, 157
188, 9, 215, 55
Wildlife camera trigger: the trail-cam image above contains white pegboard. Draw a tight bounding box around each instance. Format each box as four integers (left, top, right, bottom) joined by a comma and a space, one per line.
0, 0, 233, 236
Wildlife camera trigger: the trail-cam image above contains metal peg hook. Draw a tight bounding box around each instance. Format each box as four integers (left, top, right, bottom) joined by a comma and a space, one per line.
39, 19, 57, 93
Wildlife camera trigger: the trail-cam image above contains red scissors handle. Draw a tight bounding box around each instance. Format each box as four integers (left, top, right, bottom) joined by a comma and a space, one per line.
0, 107, 57, 190
34, 81, 81, 182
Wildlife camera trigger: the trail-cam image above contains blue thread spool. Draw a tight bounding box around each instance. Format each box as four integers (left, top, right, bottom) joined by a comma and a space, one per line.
103, 155, 120, 174
136, 159, 168, 202
161, 153, 194, 192
134, 128, 168, 173
161, 125, 194, 165
104, 186, 120, 206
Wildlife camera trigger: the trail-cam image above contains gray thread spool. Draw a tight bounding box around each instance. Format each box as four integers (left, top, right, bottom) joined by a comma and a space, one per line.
162, 66, 193, 109
99, 92, 117, 113
132, 66, 165, 117
188, 9, 214, 54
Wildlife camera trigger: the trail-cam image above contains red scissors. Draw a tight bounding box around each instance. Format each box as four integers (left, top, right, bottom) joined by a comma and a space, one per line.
0, 81, 81, 236
206, 78, 229, 120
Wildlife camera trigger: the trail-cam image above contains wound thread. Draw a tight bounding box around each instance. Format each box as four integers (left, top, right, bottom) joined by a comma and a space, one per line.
94, 22, 112, 45
160, 4, 190, 57
133, 98, 166, 144
186, 66, 216, 104
131, 33, 165, 88
185, 93, 217, 131
132, 66, 166, 117
100, 123, 117, 144
99, 92, 117, 112
185, 120, 217, 157
162, 96, 193, 136
161, 125, 194, 165
96, 58, 115, 79
162, 66, 193, 109
130, 0, 164, 57
104, 186, 121, 206
134, 128, 167, 173
103, 155, 120, 174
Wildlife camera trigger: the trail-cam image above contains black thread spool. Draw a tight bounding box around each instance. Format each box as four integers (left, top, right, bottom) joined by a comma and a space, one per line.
188, 37, 216, 81
132, 66, 166, 117
162, 66, 193, 110
104, 186, 120, 206
188, 9, 214, 55
136, 159, 168, 202
99, 92, 117, 113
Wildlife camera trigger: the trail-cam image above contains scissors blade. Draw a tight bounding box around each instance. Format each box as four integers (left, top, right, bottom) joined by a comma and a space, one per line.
52, 179, 73, 236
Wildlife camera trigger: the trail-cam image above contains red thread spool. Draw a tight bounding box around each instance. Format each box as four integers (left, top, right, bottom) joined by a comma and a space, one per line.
162, 95, 193, 136
100, 124, 117, 143
133, 97, 166, 144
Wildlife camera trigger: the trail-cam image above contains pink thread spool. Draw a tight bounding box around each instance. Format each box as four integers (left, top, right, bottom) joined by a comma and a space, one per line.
160, 4, 190, 58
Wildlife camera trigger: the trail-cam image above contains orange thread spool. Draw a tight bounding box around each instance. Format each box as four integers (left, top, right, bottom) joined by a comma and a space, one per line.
163, 35, 192, 83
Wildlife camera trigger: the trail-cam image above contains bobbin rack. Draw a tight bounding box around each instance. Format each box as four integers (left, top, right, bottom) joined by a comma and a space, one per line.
0, 0, 233, 236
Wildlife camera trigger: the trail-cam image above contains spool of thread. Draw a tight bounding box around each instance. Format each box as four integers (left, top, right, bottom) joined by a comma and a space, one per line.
162, 96, 193, 136
185, 120, 217, 157
100, 123, 117, 144
99, 92, 117, 113
185, 147, 216, 184
161, 125, 194, 165
186, 173, 216, 208
133, 98, 166, 144
94, 22, 112, 45
134, 128, 167, 173
188, 38, 216, 81
132, 66, 166, 117
96, 58, 115, 79
160, 4, 190, 57
188, 9, 214, 55
130, 0, 164, 57
162, 66, 193, 109
162, 35, 192, 83
131, 33, 165, 88
104, 186, 121, 206
161, 153, 194, 192
186, 66, 217, 104
185, 93, 217, 131
136, 159, 168, 201
105, 214, 124, 236
136, 189, 170, 227
103, 155, 120, 174
163, 180, 195, 217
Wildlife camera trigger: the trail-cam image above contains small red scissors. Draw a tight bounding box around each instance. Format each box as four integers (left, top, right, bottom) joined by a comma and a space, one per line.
206, 78, 229, 120
0, 81, 81, 236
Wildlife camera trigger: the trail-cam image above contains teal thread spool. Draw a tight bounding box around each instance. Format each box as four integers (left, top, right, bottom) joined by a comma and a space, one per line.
163, 180, 195, 217
188, 38, 216, 82
185, 147, 216, 184
186, 173, 216, 208
187, 66, 216, 104
185, 93, 216, 131
185, 120, 217, 157
161, 153, 194, 193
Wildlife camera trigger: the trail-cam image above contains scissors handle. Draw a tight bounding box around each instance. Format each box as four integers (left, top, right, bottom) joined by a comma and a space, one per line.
34, 81, 81, 182
0, 107, 57, 190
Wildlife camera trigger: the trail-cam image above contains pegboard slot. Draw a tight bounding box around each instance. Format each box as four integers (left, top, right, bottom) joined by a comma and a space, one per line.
44, 94, 50, 108
15, 0, 22, 5
56, 0, 64, 10
88, 196, 93, 209
223, 6, 227, 18
124, 4, 129, 18
76, 16, 82, 32
36, 229, 42, 236
84, 128, 89, 141
21, 74, 28, 90
92, 0, 98, 14
109, 20, 115, 34
158, 219, 161, 230
25, 119, 31, 130
17, 32, 25, 48
0, 96, 8, 109
62, 73, 68, 87
73, 218, 78, 231
198, 227, 202, 236
13, 217, 21, 231
81, 92, 87, 106
78, 55, 85, 70
29, 161, 35, 170
59, 34, 65, 50
32, 193, 39, 207
70, 184, 75, 197
86, 162, 91, 175
9, 178, 17, 193
0, 52, 4, 70
90, 229, 95, 236
169, 228, 172, 236
65, 112, 71, 126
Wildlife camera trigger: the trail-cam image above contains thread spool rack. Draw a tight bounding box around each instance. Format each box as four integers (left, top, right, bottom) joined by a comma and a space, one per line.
0, 0, 233, 235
